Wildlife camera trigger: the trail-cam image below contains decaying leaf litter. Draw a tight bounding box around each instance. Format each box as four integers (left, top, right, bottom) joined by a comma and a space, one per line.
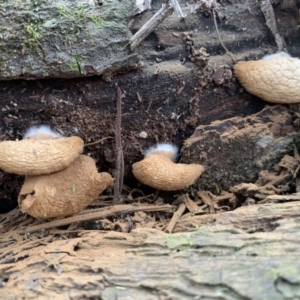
1, 0, 300, 295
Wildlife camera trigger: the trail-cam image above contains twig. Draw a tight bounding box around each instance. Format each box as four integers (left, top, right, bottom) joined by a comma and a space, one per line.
212, 1, 236, 63
113, 87, 124, 205
183, 194, 201, 213
198, 191, 216, 213
259, 194, 300, 204
128, 2, 174, 50
84, 137, 114, 147
260, 0, 284, 51
19, 204, 175, 234
165, 202, 186, 233
170, 0, 186, 19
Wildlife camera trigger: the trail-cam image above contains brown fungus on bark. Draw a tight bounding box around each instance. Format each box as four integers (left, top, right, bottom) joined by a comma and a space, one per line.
132, 143, 204, 191
234, 53, 300, 104
0, 136, 84, 175
18, 155, 114, 219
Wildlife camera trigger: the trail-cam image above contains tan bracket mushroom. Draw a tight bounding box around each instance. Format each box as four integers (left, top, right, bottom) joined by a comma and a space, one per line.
234, 52, 300, 104
132, 143, 204, 191
0, 126, 84, 175
18, 155, 114, 219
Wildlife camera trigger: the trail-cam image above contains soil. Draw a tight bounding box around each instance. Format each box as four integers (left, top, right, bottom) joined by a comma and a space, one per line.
0, 0, 300, 298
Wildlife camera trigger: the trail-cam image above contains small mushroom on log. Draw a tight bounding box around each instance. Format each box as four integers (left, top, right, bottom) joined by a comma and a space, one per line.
0, 133, 84, 175
18, 155, 114, 219
132, 143, 204, 191
234, 52, 300, 104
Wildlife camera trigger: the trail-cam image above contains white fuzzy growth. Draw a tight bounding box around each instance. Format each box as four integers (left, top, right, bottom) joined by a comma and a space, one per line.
144, 143, 179, 160
138, 131, 148, 139
262, 51, 291, 60
23, 125, 62, 139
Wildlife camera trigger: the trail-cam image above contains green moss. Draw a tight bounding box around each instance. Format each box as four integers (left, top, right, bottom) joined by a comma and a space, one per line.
23, 21, 43, 54
164, 232, 196, 250
56, 1, 128, 31
57, 3, 89, 22
68, 56, 81, 74
0, 0, 135, 79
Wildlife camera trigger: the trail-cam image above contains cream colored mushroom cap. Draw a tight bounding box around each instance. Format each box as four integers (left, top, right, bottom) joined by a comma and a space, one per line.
18, 155, 114, 219
234, 57, 300, 103
132, 154, 204, 191
0, 136, 84, 175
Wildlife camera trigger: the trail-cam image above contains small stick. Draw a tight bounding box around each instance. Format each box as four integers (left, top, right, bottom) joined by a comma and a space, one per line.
170, 0, 186, 19
212, 1, 236, 63
260, 0, 284, 51
84, 137, 114, 147
113, 87, 125, 205
136, 92, 142, 103
129, 3, 174, 50
146, 100, 153, 112
165, 202, 186, 233
19, 204, 175, 234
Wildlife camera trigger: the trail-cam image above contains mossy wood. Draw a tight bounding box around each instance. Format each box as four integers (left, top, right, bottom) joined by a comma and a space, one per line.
0, 0, 137, 79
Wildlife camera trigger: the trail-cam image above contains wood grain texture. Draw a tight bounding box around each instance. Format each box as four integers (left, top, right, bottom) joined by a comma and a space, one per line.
2, 201, 300, 299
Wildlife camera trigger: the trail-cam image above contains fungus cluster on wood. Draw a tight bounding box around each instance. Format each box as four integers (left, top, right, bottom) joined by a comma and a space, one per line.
234, 52, 300, 104
0, 126, 113, 219
18, 155, 113, 219
132, 143, 204, 191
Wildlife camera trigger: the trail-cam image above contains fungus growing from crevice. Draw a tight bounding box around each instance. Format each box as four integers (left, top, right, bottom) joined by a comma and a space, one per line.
234, 53, 300, 104
18, 155, 114, 219
132, 143, 204, 191
0, 128, 83, 175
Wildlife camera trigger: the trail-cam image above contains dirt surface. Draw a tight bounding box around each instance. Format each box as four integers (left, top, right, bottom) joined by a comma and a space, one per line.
1, 0, 300, 298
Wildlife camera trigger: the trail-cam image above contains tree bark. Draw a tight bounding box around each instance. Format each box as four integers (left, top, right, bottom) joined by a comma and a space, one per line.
1, 201, 300, 299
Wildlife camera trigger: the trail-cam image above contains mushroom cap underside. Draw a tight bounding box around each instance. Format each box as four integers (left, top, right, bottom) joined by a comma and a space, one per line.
18, 155, 114, 219
0, 136, 84, 175
234, 57, 300, 103
132, 154, 204, 191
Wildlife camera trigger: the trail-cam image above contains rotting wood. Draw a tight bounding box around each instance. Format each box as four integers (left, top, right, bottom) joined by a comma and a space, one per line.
263, 193, 300, 203
174, 200, 300, 232
19, 204, 175, 234
0, 0, 138, 80
3, 209, 300, 298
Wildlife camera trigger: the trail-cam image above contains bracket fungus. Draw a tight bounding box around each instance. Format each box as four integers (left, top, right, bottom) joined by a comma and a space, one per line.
132, 143, 204, 191
0, 126, 84, 175
234, 52, 300, 104
18, 155, 114, 219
